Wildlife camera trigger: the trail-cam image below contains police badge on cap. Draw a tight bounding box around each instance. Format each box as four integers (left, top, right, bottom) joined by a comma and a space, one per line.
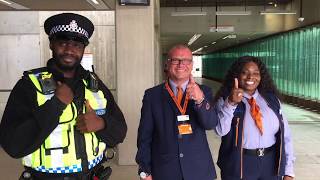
44, 13, 94, 46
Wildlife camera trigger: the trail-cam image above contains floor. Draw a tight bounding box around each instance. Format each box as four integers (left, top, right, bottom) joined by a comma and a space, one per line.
1, 78, 320, 180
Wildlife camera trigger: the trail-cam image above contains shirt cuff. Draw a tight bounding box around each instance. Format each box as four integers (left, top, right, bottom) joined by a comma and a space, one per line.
285, 164, 295, 177
223, 97, 237, 111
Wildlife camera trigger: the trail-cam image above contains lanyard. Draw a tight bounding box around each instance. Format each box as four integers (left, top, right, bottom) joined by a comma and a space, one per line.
165, 82, 189, 115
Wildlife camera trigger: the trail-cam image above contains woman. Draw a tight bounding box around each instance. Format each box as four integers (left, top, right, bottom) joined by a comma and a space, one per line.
214, 56, 295, 180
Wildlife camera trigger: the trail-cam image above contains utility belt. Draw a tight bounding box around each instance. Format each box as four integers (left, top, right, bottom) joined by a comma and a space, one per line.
19, 164, 112, 180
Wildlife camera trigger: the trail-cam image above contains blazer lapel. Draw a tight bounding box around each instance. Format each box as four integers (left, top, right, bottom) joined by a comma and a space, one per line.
161, 83, 180, 115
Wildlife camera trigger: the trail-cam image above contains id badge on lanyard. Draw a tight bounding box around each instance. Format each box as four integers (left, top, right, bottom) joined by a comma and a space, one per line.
165, 82, 193, 135
177, 115, 192, 135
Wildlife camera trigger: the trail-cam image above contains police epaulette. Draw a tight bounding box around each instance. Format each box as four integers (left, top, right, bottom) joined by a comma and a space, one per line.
23, 67, 48, 77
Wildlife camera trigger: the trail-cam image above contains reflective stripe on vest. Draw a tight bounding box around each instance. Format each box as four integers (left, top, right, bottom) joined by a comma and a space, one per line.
22, 72, 107, 173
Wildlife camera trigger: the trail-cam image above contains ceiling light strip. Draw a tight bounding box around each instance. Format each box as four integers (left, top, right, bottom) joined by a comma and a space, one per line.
86, 0, 109, 9
171, 11, 207, 16
0, 0, 11, 5
260, 11, 297, 15
188, 34, 202, 46
91, 0, 99, 5
216, 11, 251, 16
192, 47, 203, 54
0, 0, 29, 9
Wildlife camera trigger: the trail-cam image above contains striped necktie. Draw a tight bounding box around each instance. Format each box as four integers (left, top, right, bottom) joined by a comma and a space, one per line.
248, 97, 263, 135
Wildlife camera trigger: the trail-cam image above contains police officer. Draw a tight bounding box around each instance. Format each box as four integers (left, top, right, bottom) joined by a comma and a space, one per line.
0, 13, 127, 179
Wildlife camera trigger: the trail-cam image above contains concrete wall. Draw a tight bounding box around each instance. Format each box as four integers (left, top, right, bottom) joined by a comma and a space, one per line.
0, 11, 40, 119
116, 0, 160, 165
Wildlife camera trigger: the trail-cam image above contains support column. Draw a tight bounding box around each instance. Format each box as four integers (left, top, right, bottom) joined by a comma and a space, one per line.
116, 0, 159, 165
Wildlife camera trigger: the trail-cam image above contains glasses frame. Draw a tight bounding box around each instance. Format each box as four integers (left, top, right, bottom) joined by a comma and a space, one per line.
168, 58, 193, 65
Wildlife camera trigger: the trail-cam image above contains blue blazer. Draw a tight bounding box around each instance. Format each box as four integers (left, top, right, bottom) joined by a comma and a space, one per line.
136, 83, 218, 180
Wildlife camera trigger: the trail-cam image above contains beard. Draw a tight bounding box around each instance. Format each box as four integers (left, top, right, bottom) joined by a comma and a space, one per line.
53, 52, 83, 72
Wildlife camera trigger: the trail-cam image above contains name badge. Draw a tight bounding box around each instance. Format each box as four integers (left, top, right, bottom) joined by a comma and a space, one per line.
178, 124, 193, 135
177, 115, 190, 122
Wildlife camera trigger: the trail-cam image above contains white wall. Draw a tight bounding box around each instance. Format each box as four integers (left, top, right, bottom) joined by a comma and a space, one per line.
192, 55, 202, 78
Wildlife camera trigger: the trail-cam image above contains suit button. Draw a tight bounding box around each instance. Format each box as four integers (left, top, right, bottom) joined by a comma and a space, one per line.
179, 153, 184, 158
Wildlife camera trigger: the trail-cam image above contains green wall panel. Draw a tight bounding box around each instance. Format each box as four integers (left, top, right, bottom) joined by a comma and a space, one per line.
202, 25, 320, 101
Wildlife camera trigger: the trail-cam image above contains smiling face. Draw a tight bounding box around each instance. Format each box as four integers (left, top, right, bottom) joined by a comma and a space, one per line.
238, 61, 261, 95
167, 46, 193, 85
50, 38, 85, 72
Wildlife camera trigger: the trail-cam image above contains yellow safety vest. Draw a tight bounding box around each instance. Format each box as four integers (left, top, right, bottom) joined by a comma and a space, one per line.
22, 71, 107, 174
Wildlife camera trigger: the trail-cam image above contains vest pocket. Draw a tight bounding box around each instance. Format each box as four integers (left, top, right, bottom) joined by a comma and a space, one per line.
43, 124, 71, 155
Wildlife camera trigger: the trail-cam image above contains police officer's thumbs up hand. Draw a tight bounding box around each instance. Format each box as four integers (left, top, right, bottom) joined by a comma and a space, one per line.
55, 81, 74, 105
228, 78, 244, 105
76, 100, 105, 133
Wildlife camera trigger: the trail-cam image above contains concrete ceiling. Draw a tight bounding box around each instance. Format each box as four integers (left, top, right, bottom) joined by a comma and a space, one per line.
0, 0, 116, 10
0, 0, 310, 55
160, 4, 297, 54
160, 0, 293, 7
159, 0, 302, 54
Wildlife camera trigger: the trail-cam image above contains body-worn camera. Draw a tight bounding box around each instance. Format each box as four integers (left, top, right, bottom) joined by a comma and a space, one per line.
38, 73, 56, 95
87, 72, 99, 92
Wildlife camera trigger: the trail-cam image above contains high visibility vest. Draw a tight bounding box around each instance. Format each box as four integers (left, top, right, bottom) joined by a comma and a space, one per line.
22, 71, 107, 174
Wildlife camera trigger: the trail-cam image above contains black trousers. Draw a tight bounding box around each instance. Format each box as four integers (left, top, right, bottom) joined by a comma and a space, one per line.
221, 150, 281, 180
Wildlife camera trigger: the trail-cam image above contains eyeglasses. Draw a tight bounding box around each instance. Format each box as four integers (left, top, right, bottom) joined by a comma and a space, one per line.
169, 58, 192, 65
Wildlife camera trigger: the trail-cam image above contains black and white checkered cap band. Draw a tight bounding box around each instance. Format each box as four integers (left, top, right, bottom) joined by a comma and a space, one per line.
49, 24, 89, 39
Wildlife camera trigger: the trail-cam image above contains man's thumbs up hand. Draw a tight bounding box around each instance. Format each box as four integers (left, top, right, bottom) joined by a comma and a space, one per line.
186, 75, 204, 105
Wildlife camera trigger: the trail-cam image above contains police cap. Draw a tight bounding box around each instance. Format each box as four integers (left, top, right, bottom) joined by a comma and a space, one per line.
44, 13, 94, 46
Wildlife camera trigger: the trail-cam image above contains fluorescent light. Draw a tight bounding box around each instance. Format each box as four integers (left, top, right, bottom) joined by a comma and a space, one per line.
192, 47, 203, 54
260, 10, 296, 15
91, 0, 99, 4
209, 26, 234, 32
86, 0, 109, 9
0, 0, 29, 9
0, 0, 11, 5
222, 34, 237, 40
222, 36, 229, 40
216, 11, 251, 16
211, 42, 216, 45
171, 11, 207, 16
188, 34, 202, 46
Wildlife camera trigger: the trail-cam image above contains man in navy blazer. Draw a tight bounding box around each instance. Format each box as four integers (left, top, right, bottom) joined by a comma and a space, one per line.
136, 45, 218, 180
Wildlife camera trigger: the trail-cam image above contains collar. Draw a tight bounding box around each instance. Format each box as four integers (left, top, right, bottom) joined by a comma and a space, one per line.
47, 58, 89, 81
168, 79, 189, 94
243, 89, 259, 100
